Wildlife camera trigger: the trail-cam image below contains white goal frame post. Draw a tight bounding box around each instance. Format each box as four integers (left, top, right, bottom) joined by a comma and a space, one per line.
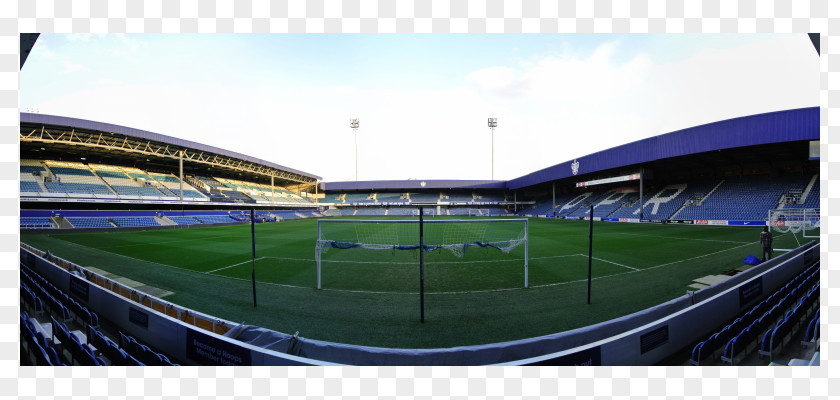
315, 218, 529, 289
768, 208, 820, 239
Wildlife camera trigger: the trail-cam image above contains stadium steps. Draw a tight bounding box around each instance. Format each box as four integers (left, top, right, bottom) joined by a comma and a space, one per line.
40, 164, 58, 185
155, 216, 177, 226
798, 173, 819, 205
696, 179, 725, 206
90, 170, 120, 195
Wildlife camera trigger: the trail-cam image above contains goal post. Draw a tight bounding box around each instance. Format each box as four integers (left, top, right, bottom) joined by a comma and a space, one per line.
468, 208, 487, 216
768, 208, 820, 238
315, 218, 529, 290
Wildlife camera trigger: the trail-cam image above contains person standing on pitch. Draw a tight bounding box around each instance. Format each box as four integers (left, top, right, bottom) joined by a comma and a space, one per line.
760, 226, 773, 262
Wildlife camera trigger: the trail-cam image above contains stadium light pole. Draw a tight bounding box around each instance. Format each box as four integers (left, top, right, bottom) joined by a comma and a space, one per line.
488, 118, 497, 180
351, 118, 360, 181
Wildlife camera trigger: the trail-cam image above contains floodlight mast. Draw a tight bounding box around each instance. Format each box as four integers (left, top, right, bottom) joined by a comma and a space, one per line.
488, 118, 497, 180
350, 118, 360, 181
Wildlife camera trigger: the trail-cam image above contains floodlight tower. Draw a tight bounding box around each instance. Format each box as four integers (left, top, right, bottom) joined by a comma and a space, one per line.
350, 118, 360, 181
488, 117, 498, 180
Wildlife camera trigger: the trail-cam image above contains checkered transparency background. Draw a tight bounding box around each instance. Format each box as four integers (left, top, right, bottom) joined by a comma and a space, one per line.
1, 0, 834, 397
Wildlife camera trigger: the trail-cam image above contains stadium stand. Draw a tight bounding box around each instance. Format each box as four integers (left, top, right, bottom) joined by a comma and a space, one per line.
674, 175, 811, 221
20, 217, 53, 229
19, 263, 108, 366
66, 217, 114, 228
780, 174, 819, 210
443, 192, 473, 202
610, 182, 714, 220
194, 215, 235, 224
388, 208, 418, 216
409, 192, 440, 203
19, 181, 43, 193
689, 260, 819, 366
19, 161, 47, 192
344, 193, 373, 203
110, 217, 161, 228
168, 216, 202, 225
20, 259, 177, 366
566, 190, 611, 218
90, 165, 166, 197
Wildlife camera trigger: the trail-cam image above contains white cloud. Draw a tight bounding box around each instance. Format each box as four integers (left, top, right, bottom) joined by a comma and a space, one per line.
466, 41, 655, 105
466, 66, 526, 98
62, 60, 87, 74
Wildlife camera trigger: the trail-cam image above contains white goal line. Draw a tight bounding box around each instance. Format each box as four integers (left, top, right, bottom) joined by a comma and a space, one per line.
205, 257, 266, 274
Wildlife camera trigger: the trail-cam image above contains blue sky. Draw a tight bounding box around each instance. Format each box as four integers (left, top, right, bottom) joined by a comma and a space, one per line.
21, 34, 817, 182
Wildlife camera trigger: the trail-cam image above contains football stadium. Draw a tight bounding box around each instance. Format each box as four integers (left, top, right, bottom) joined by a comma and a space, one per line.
19, 35, 820, 366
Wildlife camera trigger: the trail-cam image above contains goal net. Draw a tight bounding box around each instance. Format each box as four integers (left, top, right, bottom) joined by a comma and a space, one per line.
768, 208, 820, 238
468, 208, 487, 216
315, 218, 529, 290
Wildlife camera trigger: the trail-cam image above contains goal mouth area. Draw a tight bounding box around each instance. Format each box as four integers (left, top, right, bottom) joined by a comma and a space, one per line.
768, 209, 820, 236
319, 239, 525, 254
315, 218, 530, 290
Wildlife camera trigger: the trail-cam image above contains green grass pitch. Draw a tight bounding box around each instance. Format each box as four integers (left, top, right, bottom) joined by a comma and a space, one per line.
20, 217, 811, 349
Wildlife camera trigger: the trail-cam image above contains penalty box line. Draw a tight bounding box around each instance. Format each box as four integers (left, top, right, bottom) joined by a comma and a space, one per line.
576, 254, 639, 271
205, 257, 267, 274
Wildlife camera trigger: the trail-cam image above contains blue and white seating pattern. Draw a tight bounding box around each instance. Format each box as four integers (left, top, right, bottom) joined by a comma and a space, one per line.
111, 217, 161, 227
66, 217, 114, 228
19, 181, 43, 192
21, 216, 53, 229
168, 216, 201, 225
676, 175, 811, 221
195, 215, 235, 224
45, 182, 114, 195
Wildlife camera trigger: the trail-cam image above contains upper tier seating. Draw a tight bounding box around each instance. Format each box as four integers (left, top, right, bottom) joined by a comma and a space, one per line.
408, 192, 440, 202
443, 192, 473, 202
42, 162, 115, 195
20, 181, 43, 192
344, 193, 373, 203
48, 166, 96, 177
110, 186, 166, 197
45, 182, 114, 195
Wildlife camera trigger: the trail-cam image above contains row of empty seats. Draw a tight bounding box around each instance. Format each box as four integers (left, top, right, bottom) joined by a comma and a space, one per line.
20, 216, 53, 229
20, 260, 178, 366
20, 263, 105, 366
20, 160, 208, 199
690, 260, 819, 365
